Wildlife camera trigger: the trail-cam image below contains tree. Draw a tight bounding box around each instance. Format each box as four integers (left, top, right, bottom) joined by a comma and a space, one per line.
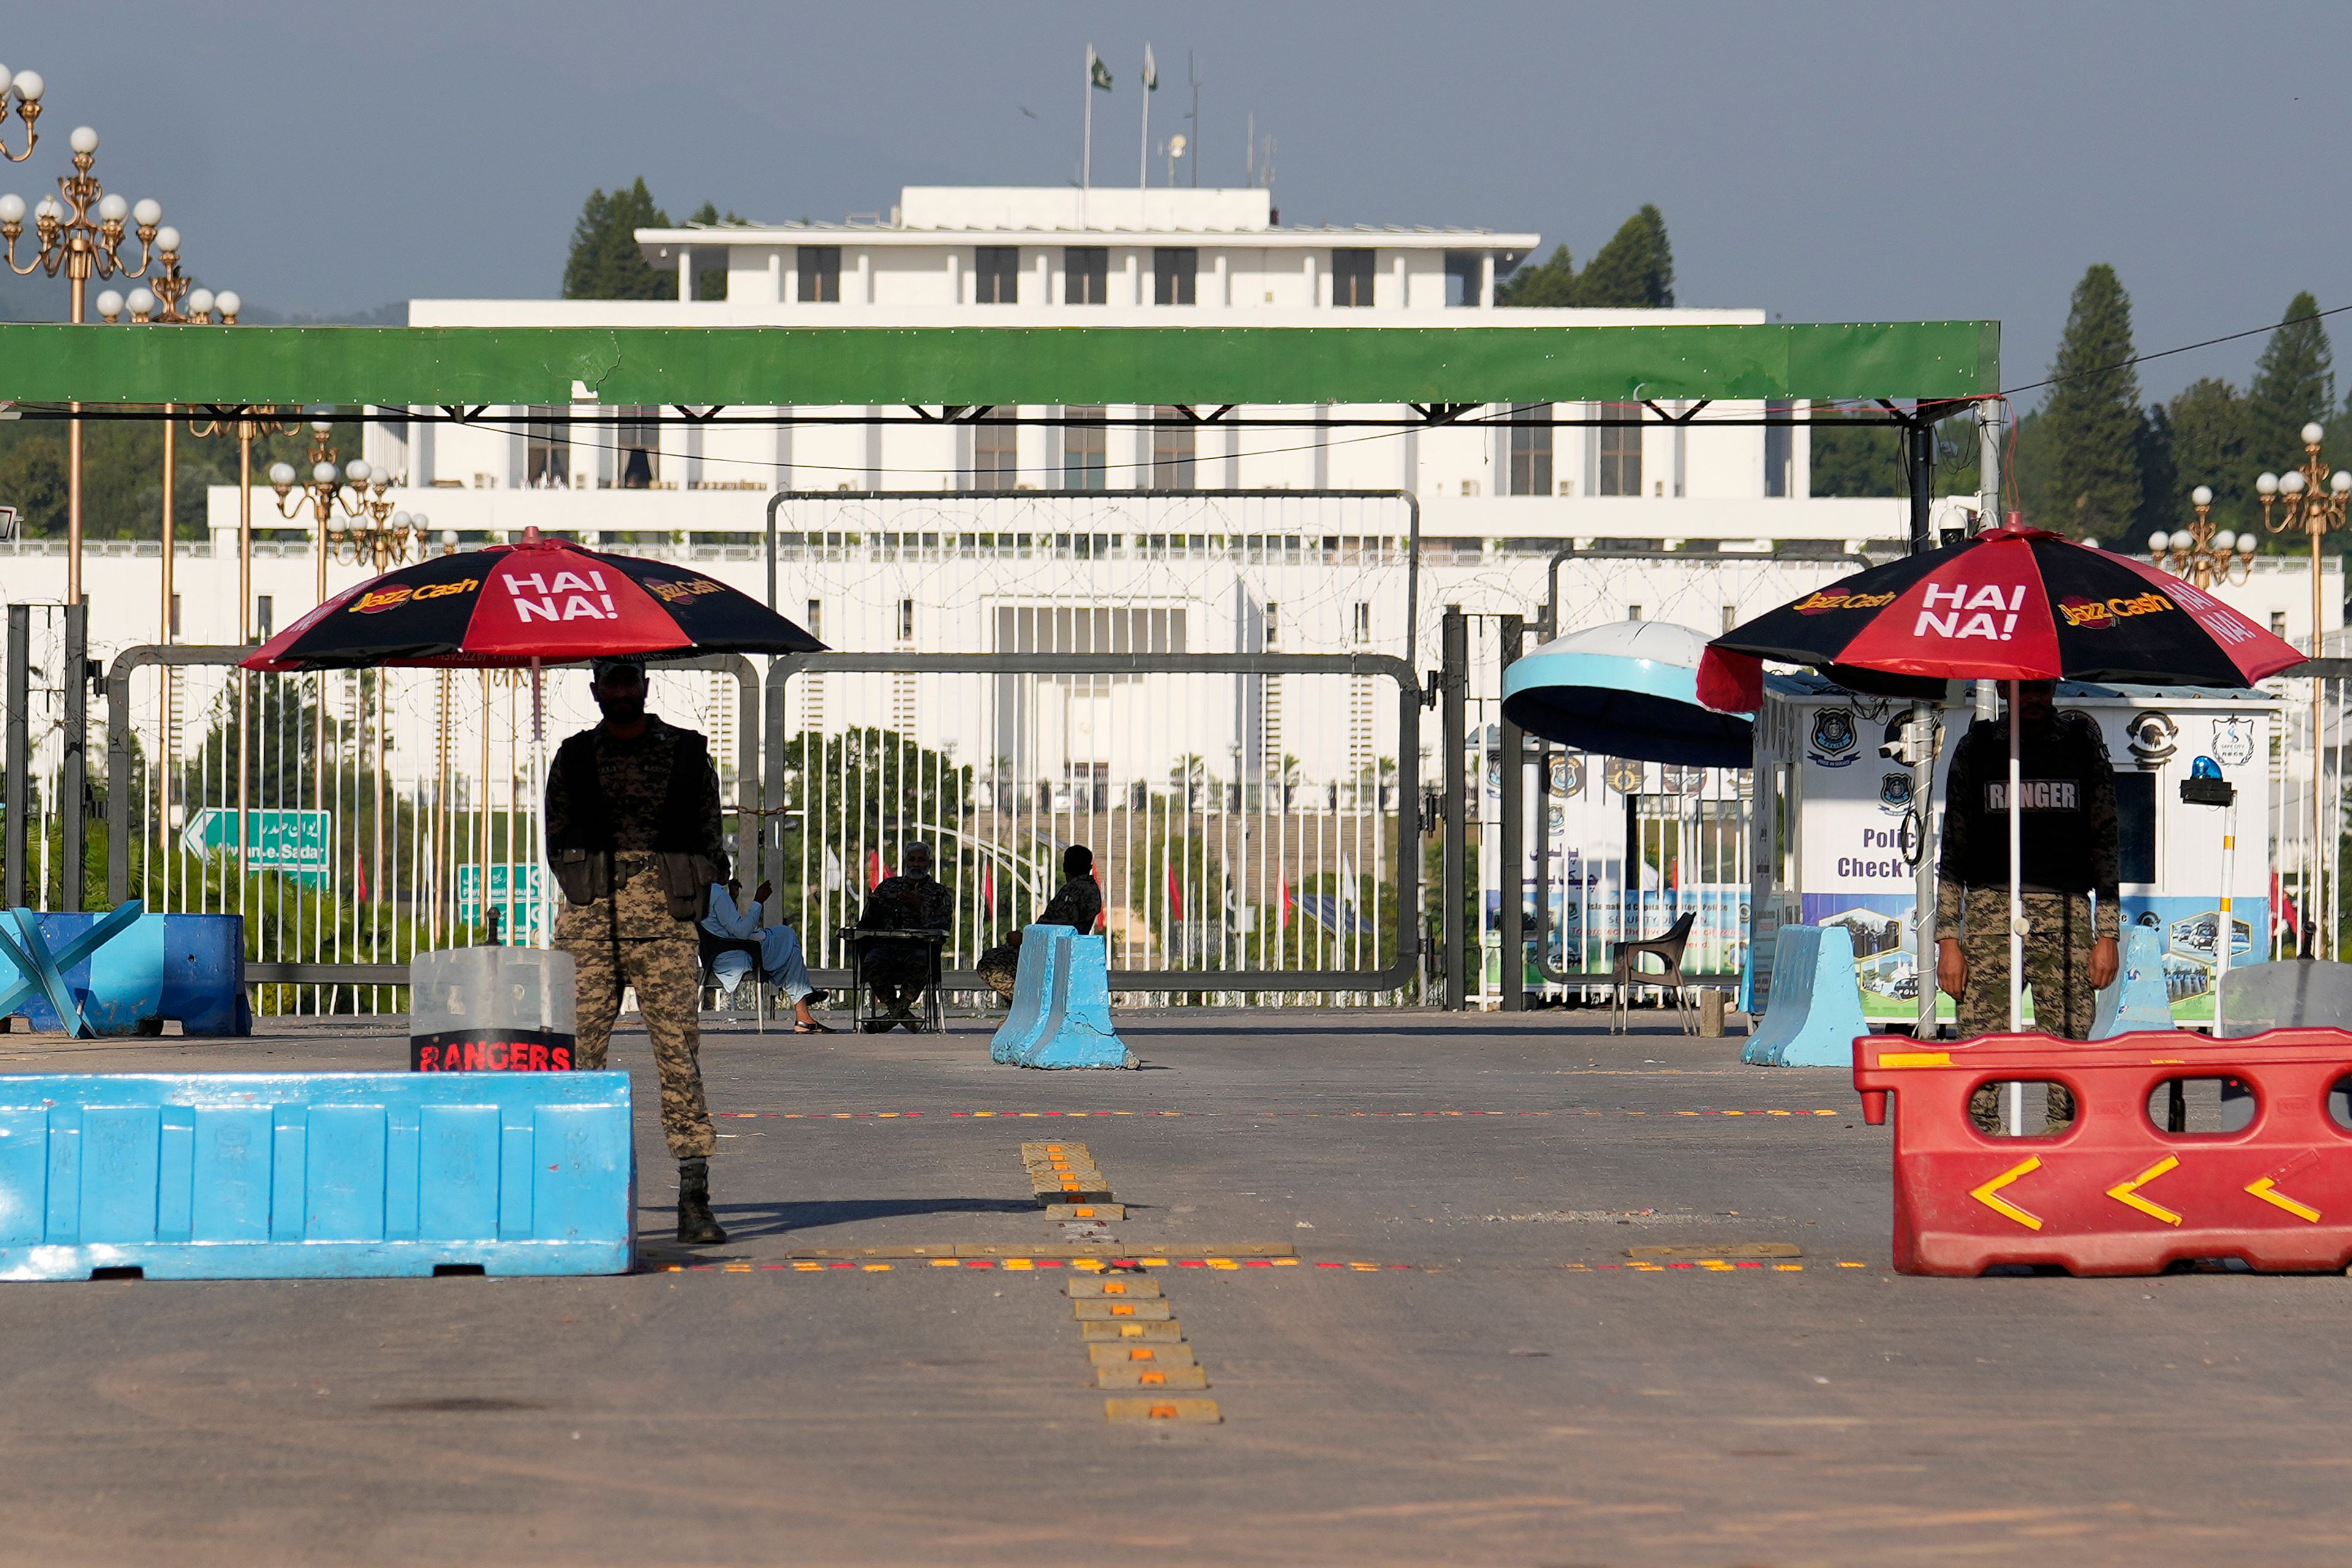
2246, 292, 2333, 472
2161, 377, 2253, 531
2033, 264, 2145, 539
1572, 205, 1674, 307
684, 201, 747, 301
562, 178, 671, 301
1496, 206, 1673, 308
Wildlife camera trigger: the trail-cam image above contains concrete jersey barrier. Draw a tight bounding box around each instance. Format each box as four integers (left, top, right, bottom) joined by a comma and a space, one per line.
2090, 924, 2174, 1039
0, 1071, 634, 1280
1742, 923, 1872, 1068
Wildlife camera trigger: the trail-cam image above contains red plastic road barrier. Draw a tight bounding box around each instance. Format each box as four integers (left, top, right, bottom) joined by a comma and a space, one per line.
1855, 1028, 2352, 1276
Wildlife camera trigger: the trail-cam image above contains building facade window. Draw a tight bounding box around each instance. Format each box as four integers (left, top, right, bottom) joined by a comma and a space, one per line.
1063, 247, 1110, 304
1506, 403, 1552, 496
256, 596, 275, 640
974, 246, 1020, 304
973, 410, 1019, 490
525, 409, 570, 487
897, 598, 915, 644
1148, 407, 1196, 489
1597, 410, 1643, 497
805, 600, 823, 642
1764, 400, 1792, 498
1063, 406, 1108, 490
617, 409, 659, 488
1153, 247, 1197, 305
1331, 248, 1376, 307
797, 246, 842, 303
1443, 251, 1482, 307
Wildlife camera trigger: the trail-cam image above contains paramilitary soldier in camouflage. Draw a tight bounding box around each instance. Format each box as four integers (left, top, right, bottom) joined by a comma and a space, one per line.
548, 658, 731, 1245
1936, 679, 2121, 1128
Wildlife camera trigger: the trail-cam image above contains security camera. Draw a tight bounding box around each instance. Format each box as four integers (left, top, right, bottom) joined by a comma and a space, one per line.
1880, 715, 1936, 765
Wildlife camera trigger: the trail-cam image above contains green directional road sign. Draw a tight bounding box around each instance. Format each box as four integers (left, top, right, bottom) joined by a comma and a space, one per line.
457, 864, 547, 941
180, 809, 334, 886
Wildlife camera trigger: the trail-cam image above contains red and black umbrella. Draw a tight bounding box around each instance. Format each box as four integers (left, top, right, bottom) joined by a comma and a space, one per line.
1698, 526, 2304, 710
240, 529, 824, 671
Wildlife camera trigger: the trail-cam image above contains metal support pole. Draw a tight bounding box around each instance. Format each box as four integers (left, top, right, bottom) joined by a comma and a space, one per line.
4, 606, 28, 909
1498, 614, 1526, 1012
61, 602, 87, 911
1441, 606, 1468, 1011
1907, 413, 1938, 1038
1906, 417, 1936, 556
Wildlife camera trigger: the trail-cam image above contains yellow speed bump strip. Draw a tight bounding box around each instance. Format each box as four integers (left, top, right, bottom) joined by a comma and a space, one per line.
1074, 1298, 1174, 1321
1087, 1342, 1196, 1367
1106, 1397, 1220, 1424
1096, 1363, 1210, 1390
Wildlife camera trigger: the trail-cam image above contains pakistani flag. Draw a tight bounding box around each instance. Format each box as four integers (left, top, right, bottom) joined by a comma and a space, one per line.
1142, 44, 1158, 91
1089, 47, 1112, 91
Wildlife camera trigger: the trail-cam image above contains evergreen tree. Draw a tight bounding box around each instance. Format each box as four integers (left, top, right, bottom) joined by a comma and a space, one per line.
2034, 263, 2145, 538
2163, 376, 2256, 531
561, 178, 671, 301
684, 201, 748, 300
2246, 292, 2333, 470
1496, 206, 1673, 308
1495, 244, 1576, 307
1572, 205, 1674, 307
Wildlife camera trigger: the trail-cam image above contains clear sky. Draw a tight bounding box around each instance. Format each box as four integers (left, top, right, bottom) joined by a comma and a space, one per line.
1, 1, 2345, 404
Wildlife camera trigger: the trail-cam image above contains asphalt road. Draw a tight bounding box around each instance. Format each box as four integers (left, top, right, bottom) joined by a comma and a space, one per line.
0, 1006, 2343, 1566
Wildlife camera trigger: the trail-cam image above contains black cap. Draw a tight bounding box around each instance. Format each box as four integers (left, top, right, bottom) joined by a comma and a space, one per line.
592, 657, 647, 683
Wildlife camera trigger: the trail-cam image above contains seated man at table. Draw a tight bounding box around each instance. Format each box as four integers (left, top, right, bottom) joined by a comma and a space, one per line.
702, 878, 831, 1032
857, 842, 954, 1031
976, 845, 1104, 1001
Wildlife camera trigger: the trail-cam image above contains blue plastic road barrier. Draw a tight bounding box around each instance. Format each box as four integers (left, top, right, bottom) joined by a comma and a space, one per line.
998, 930, 1131, 1070
0, 1072, 635, 1280
1741, 923, 1872, 1068
991, 925, 1069, 1064
3, 911, 250, 1038
2091, 924, 2174, 1039
0, 903, 146, 1039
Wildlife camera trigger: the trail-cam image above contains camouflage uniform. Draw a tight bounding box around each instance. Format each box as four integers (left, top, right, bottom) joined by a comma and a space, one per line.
548, 716, 727, 1161
976, 876, 1105, 1000
857, 872, 954, 1015
1936, 707, 2119, 1130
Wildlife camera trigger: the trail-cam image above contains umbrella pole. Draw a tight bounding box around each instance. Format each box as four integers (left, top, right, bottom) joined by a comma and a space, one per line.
530, 658, 547, 948
2008, 679, 2024, 1137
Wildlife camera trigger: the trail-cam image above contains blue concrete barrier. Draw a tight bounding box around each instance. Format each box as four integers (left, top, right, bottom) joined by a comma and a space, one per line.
992, 927, 1131, 1069
0, 1072, 634, 1280
2091, 924, 2174, 1039
1742, 924, 1872, 1068
3, 911, 249, 1038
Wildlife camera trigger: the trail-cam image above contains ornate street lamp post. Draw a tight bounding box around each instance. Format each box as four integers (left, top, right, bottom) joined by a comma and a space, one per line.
1, 125, 165, 605
0, 65, 43, 161
2147, 485, 2254, 592
2258, 423, 2352, 957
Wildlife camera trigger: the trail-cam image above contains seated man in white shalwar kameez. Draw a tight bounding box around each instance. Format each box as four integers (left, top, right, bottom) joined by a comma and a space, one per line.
701, 879, 829, 1031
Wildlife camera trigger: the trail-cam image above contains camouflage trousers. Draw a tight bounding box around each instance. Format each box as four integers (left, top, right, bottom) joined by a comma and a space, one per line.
1958, 888, 2095, 1132
562, 927, 717, 1160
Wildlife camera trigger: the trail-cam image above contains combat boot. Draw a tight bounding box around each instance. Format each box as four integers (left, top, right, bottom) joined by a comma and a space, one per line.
676, 1157, 728, 1245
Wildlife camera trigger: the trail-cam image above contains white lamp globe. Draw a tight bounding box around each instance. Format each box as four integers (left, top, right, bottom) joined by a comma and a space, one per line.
213, 290, 239, 320
2147, 530, 2171, 554
2282, 470, 2308, 496
0, 195, 23, 225
12, 70, 43, 104
68, 126, 97, 154
2304, 421, 2327, 445
2191, 484, 2214, 507
125, 288, 155, 318
390, 510, 410, 529
186, 288, 214, 318
309, 420, 334, 437
2334, 471, 2352, 495
34, 195, 59, 221
153, 225, 179, 255
2213, 530, 2238, 553
268, 461, 296, 488
2258, 472, 2280, 496
131, 198, 161, 229
440, 529, 458, 546
344, 458, 371, 484
0, 68, 11, 98
94, 290, 123, 320
95, 193, 126, 224
312, 461, 339, 485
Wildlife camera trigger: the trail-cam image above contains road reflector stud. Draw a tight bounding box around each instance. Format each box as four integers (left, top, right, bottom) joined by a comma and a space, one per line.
1087, 1343, 1196, 1366
1095, 1363, 1209, 1389
1080, 1319, 1183, 1341
1074, 1299, 1172, 1321
1068, 1275, 1161, 1298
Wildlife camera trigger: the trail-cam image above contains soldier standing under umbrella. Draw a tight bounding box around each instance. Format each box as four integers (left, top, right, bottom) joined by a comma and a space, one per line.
547, 657, 731, 1245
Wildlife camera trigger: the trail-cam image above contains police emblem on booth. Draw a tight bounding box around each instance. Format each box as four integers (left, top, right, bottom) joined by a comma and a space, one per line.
2127, 710, 2179, 770
1808, 707, 1860, 767
1878, 771, 1914, 815
2212, 715, 2255, 767
1603, 756, 1646, 796
1549, 752, 1585, 799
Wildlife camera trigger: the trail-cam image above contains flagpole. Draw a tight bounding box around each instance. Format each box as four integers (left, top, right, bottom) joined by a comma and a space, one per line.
1140, 44, 1152, 190
1082, 40, 1094, 227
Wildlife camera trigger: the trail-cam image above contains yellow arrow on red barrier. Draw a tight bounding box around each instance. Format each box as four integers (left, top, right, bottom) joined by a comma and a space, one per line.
2106, 1155, 2184, 1226
2245, 1177, 2323, 1224
1969, 1155, 2045, 1231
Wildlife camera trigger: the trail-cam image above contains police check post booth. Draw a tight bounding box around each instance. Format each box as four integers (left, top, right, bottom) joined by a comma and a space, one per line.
1745, 673, 2279, 1030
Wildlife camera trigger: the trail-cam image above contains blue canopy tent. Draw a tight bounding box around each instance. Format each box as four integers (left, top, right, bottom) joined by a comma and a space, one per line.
1499, 621, 1757, 1007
